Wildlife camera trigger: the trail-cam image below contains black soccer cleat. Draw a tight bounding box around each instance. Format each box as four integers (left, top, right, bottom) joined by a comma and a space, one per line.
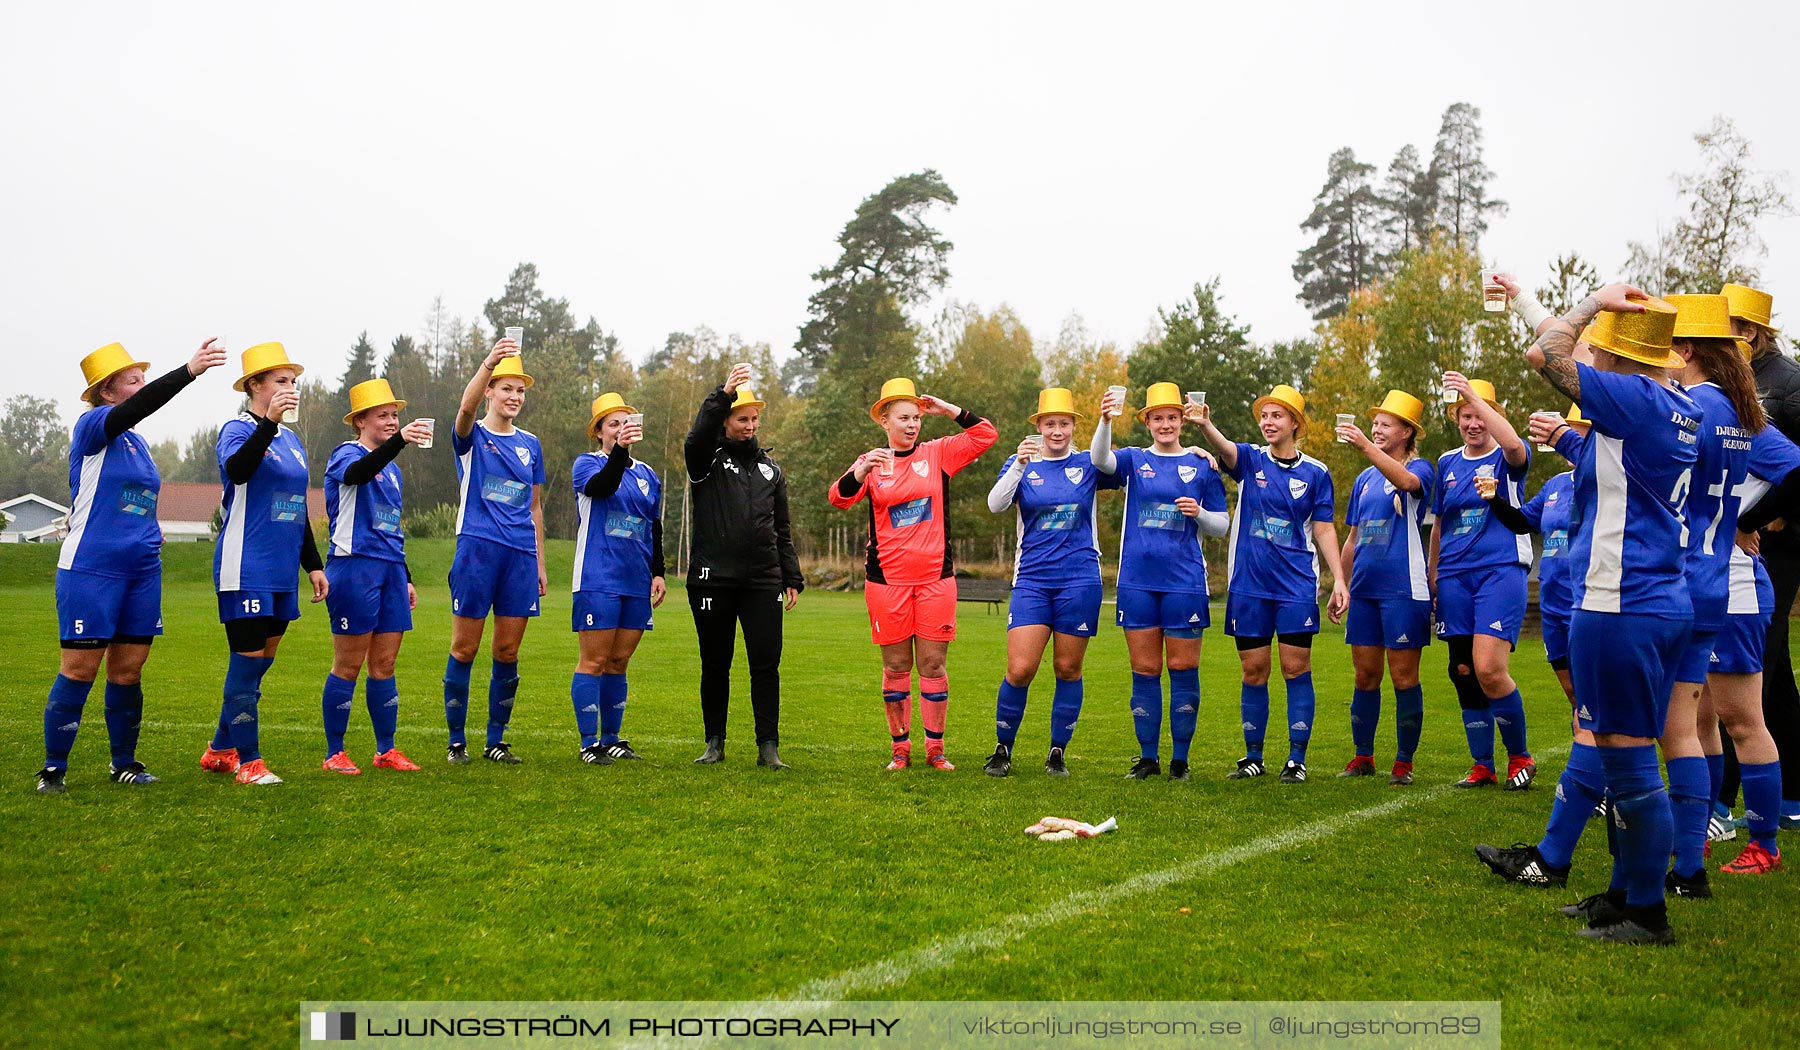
446, 743, 471, 765
483, 742, 522, 765
1475, 842, 1569, 887
108, 762, 160, 785
602, 739, 643, 761
35, 767, 67, 794
1045, 747, 1069, 777
983, 744, 1012, 778
1559, 889, 1626, 926
1167, 759, 1190, 782
1665, 867, 1712, 899
1575, 907, 1675, 945
579, 743, 615, 766
1125, 756, 1161, 780
1226, 757, 1266, 780
1279, 760, 1308, 784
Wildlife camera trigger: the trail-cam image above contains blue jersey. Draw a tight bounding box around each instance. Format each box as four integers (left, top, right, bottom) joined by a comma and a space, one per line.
1001, 451, 1120, 586
1568, 363, 1701, 616
1346, 459, 1434, 601
214, 415, 311, 593
1112, 447, 1227, 594
1731, 424, 1800, 614
1225, 444, 1336, 603
1434, 445, 1532, 574
1680, 383, 1755, 629
325, 441, 406, 563
58, 406, 163, 579
572, 451, 662, 596
1517, 472, 1576, 615
453, 422, 545, 554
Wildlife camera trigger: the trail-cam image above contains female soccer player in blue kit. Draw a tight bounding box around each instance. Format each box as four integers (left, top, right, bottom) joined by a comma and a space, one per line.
1432, 373, 1535, 790
35, 338, 228, 794
201, 342, 328, 787
1195, 384, 1349, 784
318, 378, 433, 775
444, 337, 547, 766
569, 392, 666, 766
1332, 390, 1433, 785
1090, 382, 1230, 781
982, 388, 1122, 778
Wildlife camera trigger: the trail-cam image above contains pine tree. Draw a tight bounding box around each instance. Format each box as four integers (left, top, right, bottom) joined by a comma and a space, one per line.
1293, 148, 1386, 319
1426, 102, 1506, 249
1382, 144, 1435, 255
339, 331, 377, 397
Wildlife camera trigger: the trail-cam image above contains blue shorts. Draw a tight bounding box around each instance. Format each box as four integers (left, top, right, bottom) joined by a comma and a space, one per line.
1115, 586, 1209, 634
218, 589, 301, 623
1224, 593, 1320, 639
1435, 565, 1527, 646
1569, 610, 1687, 738
450, 534, 541, 619
1674, 626, 1720, 684
1008, 581, 1103, 636
1541, 607, 1571, 664
1711, 609, 1771, 675
325, 555, 413, 635
56, 568, 162, 642
1344, 596, 1432, 649
573, 591, 655, 632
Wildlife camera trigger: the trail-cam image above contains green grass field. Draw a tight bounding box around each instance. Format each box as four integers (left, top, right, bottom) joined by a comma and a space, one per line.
2, 540, 1796, 1047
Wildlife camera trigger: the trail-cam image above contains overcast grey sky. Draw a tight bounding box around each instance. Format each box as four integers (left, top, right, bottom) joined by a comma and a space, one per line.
4, 1, 1797, 446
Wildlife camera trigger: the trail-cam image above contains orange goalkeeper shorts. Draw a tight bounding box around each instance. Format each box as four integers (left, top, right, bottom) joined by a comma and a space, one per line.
865, 577, 958, 645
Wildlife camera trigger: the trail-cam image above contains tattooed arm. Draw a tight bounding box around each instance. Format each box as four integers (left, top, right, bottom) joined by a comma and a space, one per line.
1525, 282, 1651, 403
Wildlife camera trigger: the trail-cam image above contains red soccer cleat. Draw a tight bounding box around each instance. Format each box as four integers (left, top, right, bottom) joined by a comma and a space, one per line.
1337, 755, 1376, 778
1504, 754, 1538, 791
1455, 764, 1498, 788
1720, 841, 1783, 875
234, 758, 283, 785
1389, 760, 1414, 786
200, 747, 240, 774
322, 751, 362, 775
886, 745, 912, 771
925, 746, 955, 771
372, 748, 421, 771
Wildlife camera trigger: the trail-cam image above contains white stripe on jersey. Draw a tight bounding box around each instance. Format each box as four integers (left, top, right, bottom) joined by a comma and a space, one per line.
1728, 474, 1774, 614
572, 491, 593, 593
218, 482, 249, 592
1226, 474, 1246, 586
454, 445, 473, 537
57, 448, 107, 571
1402, 488, 1430, 601
331, 482, 359, 557
1505, 471, 1533, 567
1581, 433, 1629, 613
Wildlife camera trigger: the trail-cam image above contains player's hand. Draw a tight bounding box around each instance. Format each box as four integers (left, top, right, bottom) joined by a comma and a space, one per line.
1737, 530, 1761, 558
1185, 398, 1212, 427
783, 586, 799, 611
189, 338, 229, 377
1594, 282, 1651, 312
1174, 496, 1201, 518
269, 387, 300, 420
1492, 271, 1522, 298
650, 576, 666, 608
1188, 447, 1219, 472
619, 421, 644, 446
484, 340, 520, 369
308, 569, 328, 604
724, 363, 751, 394
918, 394, 958, 417
855, 448, 892, 482
401, 420, 433, 445
1337, 421, 1370, 450
1099, 388, 1125, 420
538, 563, 548, 597
1474, 475, 1499, 500
1442, 370, 1473, 402
1327, 582, 1349, 625
407, 583, 418, 610
1767, 518, 1788, 534
1015, 438, 1040, 463
1527, 413, 1564, 447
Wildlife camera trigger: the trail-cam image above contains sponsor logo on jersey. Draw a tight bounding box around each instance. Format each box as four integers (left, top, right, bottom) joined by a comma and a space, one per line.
1445, 471, 1457, 484
1289, 478, 1308, 498
1025, 470, 1042, 486
1254, 470, 1268, 488
1178, 465, 1197, 483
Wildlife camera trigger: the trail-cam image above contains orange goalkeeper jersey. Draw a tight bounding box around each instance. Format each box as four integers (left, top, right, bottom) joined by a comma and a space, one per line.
829, 416, 997, 585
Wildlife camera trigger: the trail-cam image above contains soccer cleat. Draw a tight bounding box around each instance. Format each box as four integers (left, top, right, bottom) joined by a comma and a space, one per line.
446, 743, 471, 765
1720, 841, 1783, 874
694, 737, 725, 765
1125, 757, 1162, 780
602, 740, 642, 761
1475, 842, 1569, 887
1337, 755, 1376, 778
1559, 889, 1625, 924
1045, 747, 1069, 777
108, 762, 160, 785
372, 748, 421, 771
1665, 867, 1712, 899
35, 767, 67, 794
579, 743, 615, 766
1455, 764, 1498, 788
1574, 912, 1675, 945
1279, 760, 1308, 784
1707, 812, 1738, 843
322, 751, 362, 775
1504, 755, 1538, 791
234, 759, 283, 785
200, 746, 240, 773
1226, 757, 1266, 780
925, 750, 955, 771
756, 741, 790, 770
1389, 760, 1414, 786
983, 744, 1012, 778
483, 743, 522, 765
1167, 759, 1190, 782
885, 748, 911, 772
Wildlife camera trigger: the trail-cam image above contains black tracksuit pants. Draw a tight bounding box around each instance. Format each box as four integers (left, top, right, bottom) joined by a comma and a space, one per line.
689, 585, 784, 744
1724, 543, 1800, 804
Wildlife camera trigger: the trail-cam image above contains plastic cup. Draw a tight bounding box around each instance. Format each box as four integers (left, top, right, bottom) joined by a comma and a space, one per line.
1443, 388, 1460, 404
504, 326, 524, 348
1335, 413, 1355, 442
624, 412, 644, 444
1481, 269, 1506, 312
880, 450, 894, 476
416, 417, 435, 449
1105, 384, 1128, 419
281, 405, 299, 424
1531, 411, 1556, 452
1186, 391, 1206, 406
1024, 434, 1045, 456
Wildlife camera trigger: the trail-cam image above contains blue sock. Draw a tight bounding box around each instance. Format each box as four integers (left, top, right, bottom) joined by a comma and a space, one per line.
599, 673, 627, 745
571, 672, 602, 748
1599, 744, 1673, 908
1168, 667, 1199, 762
365, 676, 399, 754
1741, 761, 1783, 852
1705, 752, 1725, 809
1462, 707, 1494, 771
222, 653, 270, 762
1350, 687, 1381, 757
1394, 684, 1424, 762
1538, 742, 1606, 869
102, 682, 144, 769
1050, 677, 1083, 750
1240, 682, 1270, 762
321, 673, 355, 758
211, 706, 232, 751
1666, 756, 1711, 879
42, 675, 93, 771
443, 655, 473, 747
995, 680, 1027, 749
1130, 672, 1162, 759
1491, 688, 1529, 758
1286, 672, 1315, 764
487, 659, 519, 748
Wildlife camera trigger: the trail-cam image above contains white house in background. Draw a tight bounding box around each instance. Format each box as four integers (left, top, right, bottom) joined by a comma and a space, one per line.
0, 494, 70, 543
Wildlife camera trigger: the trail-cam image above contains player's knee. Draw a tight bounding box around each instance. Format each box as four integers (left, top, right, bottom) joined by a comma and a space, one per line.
1134, 657, 1169, 676
602, 655, 632, 676
1051, 659, 1083, 681
1240, 665, 1271, 687
1004, 664, 1037, 687
491, 642, 520, 663
1353, 668, 1382, 691
915, 657, 947, 679
1474, 666, 1510, 696
366, 656, 397, 679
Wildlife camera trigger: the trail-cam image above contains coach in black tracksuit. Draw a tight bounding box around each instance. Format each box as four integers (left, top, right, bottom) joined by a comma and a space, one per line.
683, 366, 805, 770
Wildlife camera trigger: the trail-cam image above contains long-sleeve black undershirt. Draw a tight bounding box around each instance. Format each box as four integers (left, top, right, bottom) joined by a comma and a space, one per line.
341, 433, 408, 485
224, 415, 281, 485
834, 406, 985, 499
104, 365, 196, 441
300, 525, 323, 573
583, 444, 666, 578
1483, 493, 1533, 535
